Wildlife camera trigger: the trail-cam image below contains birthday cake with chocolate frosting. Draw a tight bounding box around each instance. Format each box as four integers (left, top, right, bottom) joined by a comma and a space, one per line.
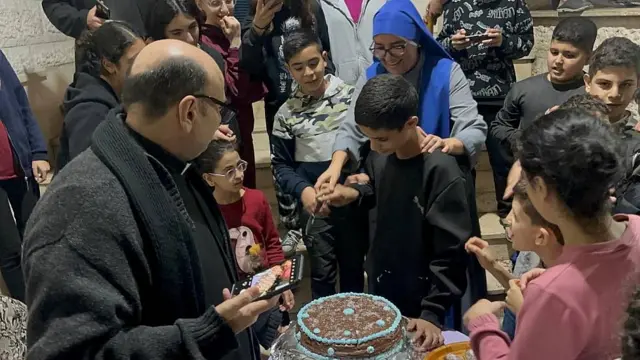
296, 293, 404, 359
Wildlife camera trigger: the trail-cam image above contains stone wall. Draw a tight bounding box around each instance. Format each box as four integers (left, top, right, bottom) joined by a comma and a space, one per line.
1, 0, 76, 163
1, 0, 75, 73
529, 9, 640, 113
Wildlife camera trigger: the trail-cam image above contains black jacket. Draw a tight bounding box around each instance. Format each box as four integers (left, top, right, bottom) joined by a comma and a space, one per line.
57, 72, 119, 170
239, 1, 334, 120
350, 150, 470, 327
42, 0, 151, 38
23, 110, 256, 359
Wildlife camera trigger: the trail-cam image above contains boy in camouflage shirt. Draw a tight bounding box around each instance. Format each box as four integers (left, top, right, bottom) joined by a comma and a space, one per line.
271, 30, 360, 299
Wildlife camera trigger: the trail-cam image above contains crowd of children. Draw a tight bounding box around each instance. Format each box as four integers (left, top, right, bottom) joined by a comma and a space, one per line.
185, 2, 640, 359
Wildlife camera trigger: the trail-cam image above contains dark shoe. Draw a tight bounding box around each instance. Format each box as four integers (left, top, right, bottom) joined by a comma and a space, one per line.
557, 0, 594, 12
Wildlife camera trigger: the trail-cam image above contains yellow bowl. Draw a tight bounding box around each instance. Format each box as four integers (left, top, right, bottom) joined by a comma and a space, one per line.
424, 342, 472, 360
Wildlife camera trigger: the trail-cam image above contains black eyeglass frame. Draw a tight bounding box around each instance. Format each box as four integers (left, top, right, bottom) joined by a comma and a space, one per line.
369, 40, 420, 60
193, 94, 237, 117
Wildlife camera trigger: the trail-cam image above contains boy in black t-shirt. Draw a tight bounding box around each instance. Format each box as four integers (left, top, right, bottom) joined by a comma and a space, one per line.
317, 74, 470, 351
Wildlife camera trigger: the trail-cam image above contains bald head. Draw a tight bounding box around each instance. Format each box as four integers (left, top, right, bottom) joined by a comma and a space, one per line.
130, 39, 222, 80
121, 39, 225, 119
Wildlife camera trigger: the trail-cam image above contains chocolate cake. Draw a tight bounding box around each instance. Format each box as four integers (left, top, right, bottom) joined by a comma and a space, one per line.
296, 293, 404, 359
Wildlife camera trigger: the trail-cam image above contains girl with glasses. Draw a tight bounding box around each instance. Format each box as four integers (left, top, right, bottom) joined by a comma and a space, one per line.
197, 140, 294, 350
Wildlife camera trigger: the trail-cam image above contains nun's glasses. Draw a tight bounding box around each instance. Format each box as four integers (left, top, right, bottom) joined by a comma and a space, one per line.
370, 40, 419, 59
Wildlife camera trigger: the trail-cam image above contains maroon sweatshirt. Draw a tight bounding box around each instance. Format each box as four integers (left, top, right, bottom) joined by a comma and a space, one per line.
201, 24, 267, 188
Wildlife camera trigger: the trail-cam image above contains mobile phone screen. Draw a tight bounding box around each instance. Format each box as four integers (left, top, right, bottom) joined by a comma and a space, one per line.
232, 255, 303, 300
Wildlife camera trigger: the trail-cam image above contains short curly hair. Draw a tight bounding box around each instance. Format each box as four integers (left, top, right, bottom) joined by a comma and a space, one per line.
557, 94, 610, 119
589, 37, 640, 78
515, 109, 622, 222
623, 285, 640, 359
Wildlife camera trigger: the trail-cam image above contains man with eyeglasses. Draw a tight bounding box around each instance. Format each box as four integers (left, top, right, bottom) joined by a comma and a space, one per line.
22, 39, 275, 360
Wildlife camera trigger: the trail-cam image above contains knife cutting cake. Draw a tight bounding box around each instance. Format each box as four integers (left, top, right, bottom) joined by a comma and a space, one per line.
296, 293, 404, 359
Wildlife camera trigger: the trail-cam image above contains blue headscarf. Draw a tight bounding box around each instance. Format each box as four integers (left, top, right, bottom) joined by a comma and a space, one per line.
367, 0, 453, 138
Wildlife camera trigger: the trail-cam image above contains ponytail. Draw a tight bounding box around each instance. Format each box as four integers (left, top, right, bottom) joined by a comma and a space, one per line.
75, 21, 141, 77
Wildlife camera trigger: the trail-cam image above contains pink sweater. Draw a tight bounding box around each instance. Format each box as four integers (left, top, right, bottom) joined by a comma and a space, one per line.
468, 215, 640, 360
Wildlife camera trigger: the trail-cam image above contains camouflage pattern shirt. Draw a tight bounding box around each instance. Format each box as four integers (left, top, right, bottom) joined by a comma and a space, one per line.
271, 75, 355, 227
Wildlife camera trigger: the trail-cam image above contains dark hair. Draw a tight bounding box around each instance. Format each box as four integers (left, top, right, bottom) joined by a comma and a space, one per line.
76, 21, 141, 77
282, 30, 322, 63
354, 74, 419, 130
515, 109, 622, 223
623, 285, 640, 360
250, 0, 316, 29
513, 179, 565, 245
551, 17, 597, 53
121, 56, 207, 118
558, 94, 610, 117
589, 37, 640, 78
196, 140, 237, 172
145, 0, 202, 41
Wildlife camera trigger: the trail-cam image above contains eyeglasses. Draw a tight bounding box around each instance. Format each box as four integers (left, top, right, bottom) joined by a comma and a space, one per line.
370, 41, 419, 60
207, 0, 234, 6
209, 160, 248, 180
193, 94, 237, 117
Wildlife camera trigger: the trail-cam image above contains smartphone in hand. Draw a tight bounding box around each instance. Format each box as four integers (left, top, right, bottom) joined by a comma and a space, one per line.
96, 0, 110, 19
466, 34, 491, 43
231, 254, 304, 301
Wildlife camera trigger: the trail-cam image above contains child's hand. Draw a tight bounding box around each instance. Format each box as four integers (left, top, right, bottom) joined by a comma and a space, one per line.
482, 28, 503, 47
450, 29, 471, 51
463, 299, 506, 326
279, 290, 295, 311
345, 173, 370, 185
301, 187, 318, 215
407, 318, 444, 351
316, 184, 359, 207
213, 124, 236, 142
464, 237, 495, 270
506, 279, 524, 314
545, 105, 560, 115
519, 268, 546, 290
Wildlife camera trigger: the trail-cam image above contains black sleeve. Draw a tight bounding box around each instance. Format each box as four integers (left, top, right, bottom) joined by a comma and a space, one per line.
420, 174, 470, 327
41, 0, 90, 39
314, 1, 335, 75
201, 43, 226, 73
349, 153, 376, 209
64, 102, 112, 161
239, 15, 268, 76
490, 86, 521, 149
497, 0, 534, 60
23, 199, 238, 359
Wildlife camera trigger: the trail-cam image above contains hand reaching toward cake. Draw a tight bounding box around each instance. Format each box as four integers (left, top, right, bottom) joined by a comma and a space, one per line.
407, 318, 444, 351
316, 184, 359, 207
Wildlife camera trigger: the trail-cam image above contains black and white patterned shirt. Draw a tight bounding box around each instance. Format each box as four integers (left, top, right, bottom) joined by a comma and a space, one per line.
437, 0, 534, 99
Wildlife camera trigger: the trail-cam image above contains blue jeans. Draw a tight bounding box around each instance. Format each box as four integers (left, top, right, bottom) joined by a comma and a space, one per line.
502, 308, 517, 340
